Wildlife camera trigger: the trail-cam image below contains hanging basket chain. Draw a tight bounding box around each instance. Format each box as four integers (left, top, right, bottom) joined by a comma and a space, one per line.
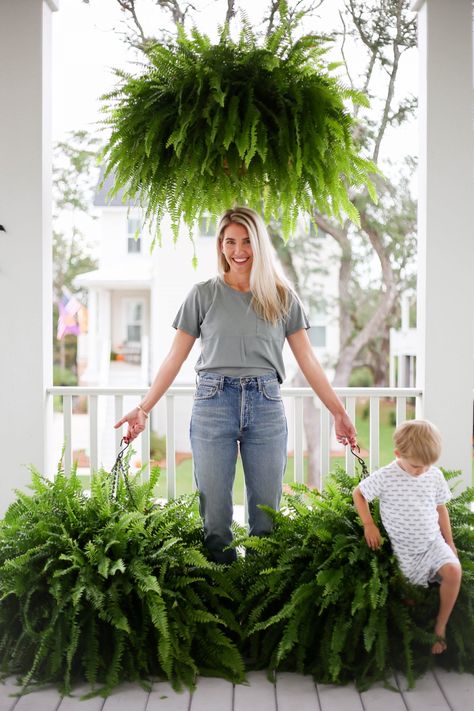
110, 438, 138, 509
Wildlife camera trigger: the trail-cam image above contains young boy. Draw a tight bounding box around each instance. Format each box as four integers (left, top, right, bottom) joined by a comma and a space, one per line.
353, 419, 462, 654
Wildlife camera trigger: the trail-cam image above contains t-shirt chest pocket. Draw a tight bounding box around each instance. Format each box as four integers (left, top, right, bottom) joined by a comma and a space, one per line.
256, 316, 283, 343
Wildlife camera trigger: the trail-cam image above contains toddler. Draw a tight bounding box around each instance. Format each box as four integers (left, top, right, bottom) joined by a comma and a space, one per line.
353, 419, 462, 654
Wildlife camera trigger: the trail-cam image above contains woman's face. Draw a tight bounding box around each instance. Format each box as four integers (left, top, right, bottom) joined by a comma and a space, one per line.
220, 222, 253, 277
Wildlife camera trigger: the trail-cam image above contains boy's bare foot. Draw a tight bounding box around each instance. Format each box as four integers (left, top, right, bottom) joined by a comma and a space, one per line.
432, 625, 447, 654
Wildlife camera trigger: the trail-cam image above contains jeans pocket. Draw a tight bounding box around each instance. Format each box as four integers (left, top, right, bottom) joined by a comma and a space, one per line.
261, 379, 282, 401
194, 382, 220, 400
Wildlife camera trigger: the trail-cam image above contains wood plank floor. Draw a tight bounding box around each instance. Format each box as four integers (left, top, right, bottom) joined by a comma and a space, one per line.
1, 670, 473, 711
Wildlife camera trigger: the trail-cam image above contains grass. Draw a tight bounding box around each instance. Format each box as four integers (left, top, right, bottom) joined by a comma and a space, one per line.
80, 399, 474, 497
154, 399, 414, 504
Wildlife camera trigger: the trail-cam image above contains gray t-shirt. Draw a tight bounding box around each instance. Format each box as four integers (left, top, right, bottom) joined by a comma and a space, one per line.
172, 276, 310, 382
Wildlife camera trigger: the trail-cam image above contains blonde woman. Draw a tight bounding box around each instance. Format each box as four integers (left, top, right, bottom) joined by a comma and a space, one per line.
115, 207, 357, 563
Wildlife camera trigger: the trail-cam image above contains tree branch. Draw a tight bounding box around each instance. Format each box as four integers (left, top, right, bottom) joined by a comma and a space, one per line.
372, 1, 403, 163
224, 0, 236, 25
117, 0, 148, 47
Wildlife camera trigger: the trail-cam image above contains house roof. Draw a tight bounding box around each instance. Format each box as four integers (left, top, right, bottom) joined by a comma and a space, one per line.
94, 167, 138, 207
74, 264, 152, 290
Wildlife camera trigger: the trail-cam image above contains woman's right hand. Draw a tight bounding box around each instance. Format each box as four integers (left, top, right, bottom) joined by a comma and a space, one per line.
114, 407, 148, 444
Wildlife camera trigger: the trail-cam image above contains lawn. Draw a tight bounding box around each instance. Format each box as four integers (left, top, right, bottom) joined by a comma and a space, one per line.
153, 399, 417, 504
81, 399, 474, 499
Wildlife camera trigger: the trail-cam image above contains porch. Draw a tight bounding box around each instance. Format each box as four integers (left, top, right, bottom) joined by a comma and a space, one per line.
0, 0, 473, 708
1, 669, 474, 711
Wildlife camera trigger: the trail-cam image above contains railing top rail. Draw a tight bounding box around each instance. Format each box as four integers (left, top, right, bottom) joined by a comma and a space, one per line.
48, 385, 423, 397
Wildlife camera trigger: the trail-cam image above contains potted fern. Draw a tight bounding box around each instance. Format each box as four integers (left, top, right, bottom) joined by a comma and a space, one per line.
0, 462, 243, 696
101, 15, 377, 244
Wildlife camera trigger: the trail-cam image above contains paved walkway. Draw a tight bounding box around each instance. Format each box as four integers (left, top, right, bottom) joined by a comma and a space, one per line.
1, 669, 474, 711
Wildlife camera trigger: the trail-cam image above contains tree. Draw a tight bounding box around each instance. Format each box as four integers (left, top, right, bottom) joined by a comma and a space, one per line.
311, 0, 418, 386
53, 130, 100, 376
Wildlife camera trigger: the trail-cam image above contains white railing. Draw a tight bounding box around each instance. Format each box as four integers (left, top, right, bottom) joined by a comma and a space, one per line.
47, 386, 422, 496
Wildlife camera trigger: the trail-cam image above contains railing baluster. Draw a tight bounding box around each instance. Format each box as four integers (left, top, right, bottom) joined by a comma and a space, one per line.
48, 387, 424, 501
345, 396, 356, 475
369, 397, 380, 472
166, 394, 176, 499
63, 395, 73, 476
320, 405, 330, 485
114, 395, 123, 455
89, 395, 99, 474
294, 396, 304, 483
396, 396, 407, 427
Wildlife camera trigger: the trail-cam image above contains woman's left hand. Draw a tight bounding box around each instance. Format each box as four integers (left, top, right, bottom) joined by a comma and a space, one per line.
334, 411, 357, 448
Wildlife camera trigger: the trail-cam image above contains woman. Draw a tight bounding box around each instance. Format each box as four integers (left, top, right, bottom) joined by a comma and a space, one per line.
115, 207, 357, 563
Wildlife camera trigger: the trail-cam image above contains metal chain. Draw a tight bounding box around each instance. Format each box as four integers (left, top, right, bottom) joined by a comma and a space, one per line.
110, 438, 138, 509
350, 445, 370, 478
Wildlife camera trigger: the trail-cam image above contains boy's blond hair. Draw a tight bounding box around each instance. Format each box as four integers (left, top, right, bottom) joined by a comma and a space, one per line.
393, 419, 442, 464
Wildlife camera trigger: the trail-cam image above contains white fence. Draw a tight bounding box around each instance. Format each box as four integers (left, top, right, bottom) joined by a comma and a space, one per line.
48, 386, 422, 496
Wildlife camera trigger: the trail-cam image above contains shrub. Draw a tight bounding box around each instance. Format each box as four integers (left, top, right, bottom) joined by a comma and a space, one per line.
0, 460, 472, 696
0, 460, 243, 696
235, 468, 474, 690
150, 431, 166, 463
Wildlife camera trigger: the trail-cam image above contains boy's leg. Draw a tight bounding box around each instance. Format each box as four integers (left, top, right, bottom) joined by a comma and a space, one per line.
432, 562, 462, 654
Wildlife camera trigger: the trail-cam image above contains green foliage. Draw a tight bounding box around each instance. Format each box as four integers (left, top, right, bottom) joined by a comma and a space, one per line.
101, 19, 377, 243
150, 431, 166, 462
1, 463, 472, 696
53, 366, 78, 387
235, 468, 474, 690
0, 463, 243, 696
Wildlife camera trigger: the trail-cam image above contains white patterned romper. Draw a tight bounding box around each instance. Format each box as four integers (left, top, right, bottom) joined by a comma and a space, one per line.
358, 461, 460, 587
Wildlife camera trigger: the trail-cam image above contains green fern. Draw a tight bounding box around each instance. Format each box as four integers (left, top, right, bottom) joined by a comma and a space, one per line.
100, 18, 377, 243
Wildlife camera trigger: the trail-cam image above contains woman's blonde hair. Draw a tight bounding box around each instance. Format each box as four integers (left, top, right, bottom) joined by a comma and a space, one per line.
393, 419, 442, 464
216, 207, 294, 324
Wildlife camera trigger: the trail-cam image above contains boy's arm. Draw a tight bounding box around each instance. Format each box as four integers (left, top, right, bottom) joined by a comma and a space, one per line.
353, 486, 382, 549
437, 504, 458, 556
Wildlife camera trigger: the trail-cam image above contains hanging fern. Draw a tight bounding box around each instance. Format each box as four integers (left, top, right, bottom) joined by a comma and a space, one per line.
100, 18, 377, 244
235, 468, 474, 690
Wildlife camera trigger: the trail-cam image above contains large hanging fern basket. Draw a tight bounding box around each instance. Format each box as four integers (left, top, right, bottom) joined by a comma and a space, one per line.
101, 23, 377, 242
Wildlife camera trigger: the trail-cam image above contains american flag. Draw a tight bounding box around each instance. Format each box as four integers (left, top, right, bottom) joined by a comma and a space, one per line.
57, 289, 82, 340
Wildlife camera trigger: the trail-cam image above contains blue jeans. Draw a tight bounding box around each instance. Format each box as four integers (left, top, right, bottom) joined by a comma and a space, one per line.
190, 371, 288, 563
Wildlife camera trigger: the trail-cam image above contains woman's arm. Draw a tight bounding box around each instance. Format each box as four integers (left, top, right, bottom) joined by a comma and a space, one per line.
114, 329, 196, 443
286, 328, 357, 446
437, 504, 458, 556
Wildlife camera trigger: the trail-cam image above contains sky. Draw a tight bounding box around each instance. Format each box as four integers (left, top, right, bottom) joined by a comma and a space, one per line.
52, 0, 419, 157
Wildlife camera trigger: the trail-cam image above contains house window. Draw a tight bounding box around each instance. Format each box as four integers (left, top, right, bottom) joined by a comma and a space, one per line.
128, 217, 142, 253
198, 215, 217, 237
309, 308, 327, 348
309, 325, 326, 348
125, 299, 144, 344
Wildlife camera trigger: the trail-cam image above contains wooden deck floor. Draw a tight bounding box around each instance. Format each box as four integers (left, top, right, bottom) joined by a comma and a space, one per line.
1, 669, 474, 711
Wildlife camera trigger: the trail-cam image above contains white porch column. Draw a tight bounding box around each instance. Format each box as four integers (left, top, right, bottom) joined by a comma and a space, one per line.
0, 0, 58, 514
413, 0, 473, 486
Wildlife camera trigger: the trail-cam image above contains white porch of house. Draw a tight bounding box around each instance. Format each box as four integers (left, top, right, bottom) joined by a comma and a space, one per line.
0, 668, 474, 711
0, 0, 473, 708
